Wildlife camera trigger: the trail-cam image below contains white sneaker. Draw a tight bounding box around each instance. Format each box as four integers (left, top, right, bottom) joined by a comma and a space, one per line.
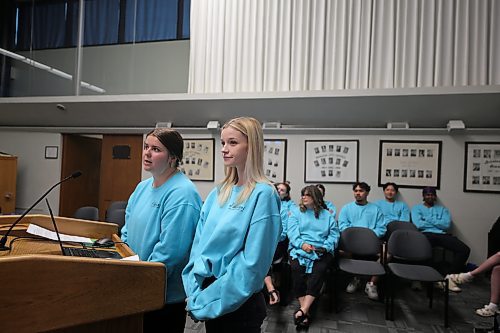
365, 282, 379, 300
435, 280, 461, 292
446, 272, 473, 285
447, 279, 462, 292
475, 304, 499, 317
434, 281, 445, 290
346, 277, 361, 293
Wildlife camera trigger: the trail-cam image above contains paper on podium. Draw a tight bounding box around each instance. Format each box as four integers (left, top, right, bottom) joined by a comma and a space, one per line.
27, 223, 92, 243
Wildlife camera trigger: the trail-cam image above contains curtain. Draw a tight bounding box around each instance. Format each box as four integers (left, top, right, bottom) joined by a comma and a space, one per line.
189, 0, 500, 93
124, 0, 178, 42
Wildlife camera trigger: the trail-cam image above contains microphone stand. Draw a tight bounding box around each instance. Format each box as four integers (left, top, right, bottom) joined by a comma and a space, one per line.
0, 171, 82, 251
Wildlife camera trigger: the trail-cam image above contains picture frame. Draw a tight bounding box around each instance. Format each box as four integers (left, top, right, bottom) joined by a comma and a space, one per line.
304, 140, 359, 183
180, 138, 215, 181
45, 146, 58, 159
378, 140, 442, 189
264, 139, 287, 182
463, 142, 500, 193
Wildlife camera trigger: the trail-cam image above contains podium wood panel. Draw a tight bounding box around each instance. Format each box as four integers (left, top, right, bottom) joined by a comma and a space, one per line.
0, 215, 166, 333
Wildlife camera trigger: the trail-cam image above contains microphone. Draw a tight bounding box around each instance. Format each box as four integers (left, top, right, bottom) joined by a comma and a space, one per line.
0, 170, 83, 251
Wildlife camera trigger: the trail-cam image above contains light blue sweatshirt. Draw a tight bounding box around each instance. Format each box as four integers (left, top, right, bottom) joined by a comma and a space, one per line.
324, 200, 337, 217
121, 172, 202, 304
411, 203, 451, 234
338, 202, 386, 238
281, 200, 297, 214
374, 199, 410, 224
279, 204, 289, 241
287, 206, 339, 273
182, 183, 281, 320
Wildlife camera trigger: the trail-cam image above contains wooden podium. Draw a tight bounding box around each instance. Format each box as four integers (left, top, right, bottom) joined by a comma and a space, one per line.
0, 215, 166, 333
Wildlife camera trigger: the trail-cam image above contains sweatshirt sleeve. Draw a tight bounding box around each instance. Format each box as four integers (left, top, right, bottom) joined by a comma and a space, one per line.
322, 214, 340, 253
337, 205, 351, 232
287, 207, 304, 249
372, 207, 387, 238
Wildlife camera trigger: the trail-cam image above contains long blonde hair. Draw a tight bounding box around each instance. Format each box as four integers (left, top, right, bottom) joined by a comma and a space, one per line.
218, 117, 271, 205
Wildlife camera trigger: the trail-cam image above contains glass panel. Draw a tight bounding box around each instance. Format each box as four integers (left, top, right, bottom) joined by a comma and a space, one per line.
2, 0, 190, 97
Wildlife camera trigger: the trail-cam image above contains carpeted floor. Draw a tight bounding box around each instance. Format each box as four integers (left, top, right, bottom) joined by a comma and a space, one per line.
184, 274, 497, 333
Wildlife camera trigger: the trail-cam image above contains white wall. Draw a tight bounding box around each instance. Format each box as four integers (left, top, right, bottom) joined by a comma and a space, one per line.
0, 131, 62, 214
2, 129, 499, 265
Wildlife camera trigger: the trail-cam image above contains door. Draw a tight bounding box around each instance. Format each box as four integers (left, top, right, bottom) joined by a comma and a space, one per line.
60, 134, 102, 217
98, 135, 143, 221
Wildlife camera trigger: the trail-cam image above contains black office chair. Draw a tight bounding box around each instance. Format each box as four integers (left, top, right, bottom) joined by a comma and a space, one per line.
105, 201, 127, 219
338, 227, 386, 276
73, 206, 99, 221
335, 227, 386, 310
105, 208, 125, 236
385, 229, 449, 327
385, 220, 417, 240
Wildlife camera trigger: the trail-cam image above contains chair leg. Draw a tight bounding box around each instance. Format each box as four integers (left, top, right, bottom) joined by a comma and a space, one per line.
385, 274, 394, 320
428, 282, 434, 308
444, 279, 449, 328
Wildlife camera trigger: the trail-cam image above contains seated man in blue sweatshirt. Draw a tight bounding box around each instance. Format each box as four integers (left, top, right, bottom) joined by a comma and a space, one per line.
411, 187, 470, 292
338, 182, 386, 300
374, 182, 410, 225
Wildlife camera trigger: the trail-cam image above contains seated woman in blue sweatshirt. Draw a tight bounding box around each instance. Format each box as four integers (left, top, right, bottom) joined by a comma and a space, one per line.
182, 117, 282, 333
288, 185, 339, 329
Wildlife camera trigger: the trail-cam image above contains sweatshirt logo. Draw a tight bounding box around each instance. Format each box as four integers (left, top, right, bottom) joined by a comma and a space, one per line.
151, 201, 161, 208
229, 203, 244, 211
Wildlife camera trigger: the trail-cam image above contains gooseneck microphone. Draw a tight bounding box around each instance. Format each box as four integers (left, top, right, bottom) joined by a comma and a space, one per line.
0, 170, 82, 251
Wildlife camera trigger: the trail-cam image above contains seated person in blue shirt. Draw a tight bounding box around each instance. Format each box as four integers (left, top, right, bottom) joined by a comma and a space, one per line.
316, 183, 337, 216
182, 117, 282, 333
121, 128, 203, 333
263, 182, 294, 305
288, 185, 339, 329
374, 182, 410, 225
338, 182, 386, 301
276, 181, 297, 214
411, 186, 470, 292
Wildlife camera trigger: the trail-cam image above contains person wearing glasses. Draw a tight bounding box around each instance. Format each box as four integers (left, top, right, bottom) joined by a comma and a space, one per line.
288, 185, 339, 329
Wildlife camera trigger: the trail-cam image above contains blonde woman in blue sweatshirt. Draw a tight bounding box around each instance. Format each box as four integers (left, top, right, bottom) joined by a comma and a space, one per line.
121, 128, 202, 333
182, 117, 282, 332
288, 185, 339, 329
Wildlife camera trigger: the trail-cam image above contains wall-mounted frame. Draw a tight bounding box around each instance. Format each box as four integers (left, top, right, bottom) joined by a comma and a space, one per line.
304, 140, 358, 183
463, 142, 500, 193
264, 139, 287, 182
378, 140, 442, 189
180, 138, 215, 181
45, 146, 58, 159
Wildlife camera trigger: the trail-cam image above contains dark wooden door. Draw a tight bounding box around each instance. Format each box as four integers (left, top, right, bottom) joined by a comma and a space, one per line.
59, 134, 102, 217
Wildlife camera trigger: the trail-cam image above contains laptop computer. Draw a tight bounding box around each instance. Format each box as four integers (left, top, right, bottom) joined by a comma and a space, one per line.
46, 199, 122, 259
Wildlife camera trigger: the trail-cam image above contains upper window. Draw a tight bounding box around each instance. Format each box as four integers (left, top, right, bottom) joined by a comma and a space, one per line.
15, 0, 190, 50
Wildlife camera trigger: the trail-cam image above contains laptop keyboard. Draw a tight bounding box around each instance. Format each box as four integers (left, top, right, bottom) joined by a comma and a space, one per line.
63, 247, 122, 259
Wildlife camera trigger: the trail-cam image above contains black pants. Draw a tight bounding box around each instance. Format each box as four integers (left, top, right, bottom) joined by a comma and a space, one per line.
143, 301, 186, 333
204, 292, 267, 333
290, 253, 333, 298
424, 232, 471, 274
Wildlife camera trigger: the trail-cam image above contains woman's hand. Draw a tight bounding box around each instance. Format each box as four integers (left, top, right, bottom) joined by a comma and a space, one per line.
301, 243, 315, 253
